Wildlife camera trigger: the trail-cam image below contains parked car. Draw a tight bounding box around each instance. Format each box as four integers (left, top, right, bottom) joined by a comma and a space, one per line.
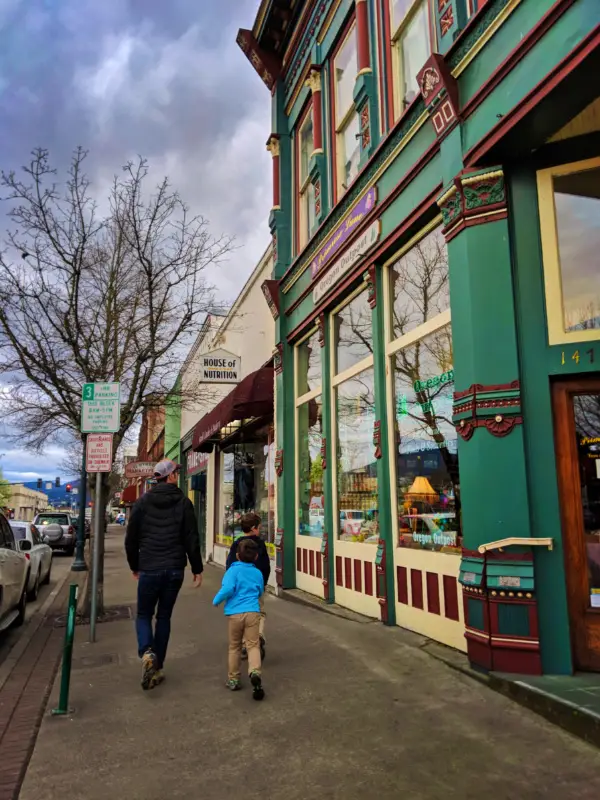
32, 511, 77, 556
8, 520, 52, 600
0, 512, 29, 632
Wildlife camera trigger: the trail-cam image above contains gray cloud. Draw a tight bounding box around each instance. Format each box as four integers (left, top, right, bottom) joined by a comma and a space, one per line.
0, 0, 271, 477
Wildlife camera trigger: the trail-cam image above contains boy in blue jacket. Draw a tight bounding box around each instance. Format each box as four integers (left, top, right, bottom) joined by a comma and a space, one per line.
226, 512, 270, 660
213, 538, 265, 700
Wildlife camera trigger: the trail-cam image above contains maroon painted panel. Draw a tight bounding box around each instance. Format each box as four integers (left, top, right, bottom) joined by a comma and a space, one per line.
364, 562, 374, 596
309, 550, 315, 577
443, 575, 459, 621
344, 557, 352, 590
397, 566, 408, 605
316, 553, 322, 579
335, 556, 343, 586
353, 560, 363, 593
296, 547, 302, 572
426, 572, 440, 615
302, 549, 308, 575
411, 569, 424, 610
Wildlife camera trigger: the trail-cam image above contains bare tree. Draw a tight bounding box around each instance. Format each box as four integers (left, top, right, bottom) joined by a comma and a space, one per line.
0, 147, 234, 612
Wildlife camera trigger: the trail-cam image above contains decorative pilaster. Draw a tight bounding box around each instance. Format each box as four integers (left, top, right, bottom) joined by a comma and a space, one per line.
355, 0, 371, 75
274, 342, 284, 375
306, 67, 328, 227
316, 313, 325, 347
266, 134, 281, 210
439, 154, 539, 673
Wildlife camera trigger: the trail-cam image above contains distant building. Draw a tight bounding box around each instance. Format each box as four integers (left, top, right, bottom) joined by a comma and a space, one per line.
5, 485, 48, 521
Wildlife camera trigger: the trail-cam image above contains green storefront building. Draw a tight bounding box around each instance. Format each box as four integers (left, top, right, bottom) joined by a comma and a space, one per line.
236, 0, 600, 675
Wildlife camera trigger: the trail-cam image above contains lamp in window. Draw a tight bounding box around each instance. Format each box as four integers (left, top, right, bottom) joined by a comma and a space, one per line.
404, 475, 438, 505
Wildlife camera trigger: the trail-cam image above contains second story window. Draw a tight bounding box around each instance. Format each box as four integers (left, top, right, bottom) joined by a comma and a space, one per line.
391, 0, 432, 117
297, 105, 315, 251
333, 23, 360, 199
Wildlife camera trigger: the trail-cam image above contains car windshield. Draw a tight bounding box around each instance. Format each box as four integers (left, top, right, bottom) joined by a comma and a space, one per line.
37, 514, 69, 526
9, 523, 27, 541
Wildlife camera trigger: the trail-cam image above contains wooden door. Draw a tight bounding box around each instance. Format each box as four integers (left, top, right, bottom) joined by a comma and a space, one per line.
553, 378, 600, 671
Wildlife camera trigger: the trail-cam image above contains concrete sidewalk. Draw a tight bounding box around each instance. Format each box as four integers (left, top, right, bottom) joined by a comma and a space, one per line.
20, 529, 600, 800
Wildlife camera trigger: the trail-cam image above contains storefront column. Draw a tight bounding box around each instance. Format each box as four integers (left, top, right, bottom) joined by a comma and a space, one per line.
266, 134, 280, 210
275, 338, 297, 590
271, 80, 292, 280
438, 162, 543, 674
306, 67, 329, 228
353, 0, 378, 167
368, 266, 396, 626
318, 314, 336, 603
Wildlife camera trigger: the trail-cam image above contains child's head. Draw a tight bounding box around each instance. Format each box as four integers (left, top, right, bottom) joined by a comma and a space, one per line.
240, 511, 261, 535
237, 538, 259, 563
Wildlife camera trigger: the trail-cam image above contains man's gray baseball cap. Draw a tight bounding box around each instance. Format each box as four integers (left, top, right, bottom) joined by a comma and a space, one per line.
153, 459, 180, 479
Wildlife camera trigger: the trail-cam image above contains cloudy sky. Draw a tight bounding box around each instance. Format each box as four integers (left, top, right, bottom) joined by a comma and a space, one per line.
0, 0, 271, 483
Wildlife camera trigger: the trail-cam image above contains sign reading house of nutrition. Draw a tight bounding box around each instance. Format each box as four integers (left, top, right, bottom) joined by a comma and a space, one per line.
313, 220, 380, 304
311, 187, 377, 279
81, 382, 120, 433
198, 349, 241, 383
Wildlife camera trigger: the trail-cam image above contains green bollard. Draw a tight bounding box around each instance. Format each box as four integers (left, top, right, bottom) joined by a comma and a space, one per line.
52, 583, 79, 716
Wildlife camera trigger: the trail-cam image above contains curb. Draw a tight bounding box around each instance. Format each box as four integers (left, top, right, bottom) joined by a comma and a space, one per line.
0, 562, 72, 693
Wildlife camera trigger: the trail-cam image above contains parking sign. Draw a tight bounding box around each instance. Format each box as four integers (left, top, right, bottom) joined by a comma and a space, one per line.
81, 382, 120, 433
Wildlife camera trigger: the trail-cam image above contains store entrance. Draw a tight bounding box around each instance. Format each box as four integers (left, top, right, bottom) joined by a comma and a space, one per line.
553, 378, 600, 671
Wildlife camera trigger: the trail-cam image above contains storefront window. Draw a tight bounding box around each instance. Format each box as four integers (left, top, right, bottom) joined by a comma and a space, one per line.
391, 225, 449, 340
219, 425, 275, 554
334, 290, 373, 374
553, 166, 600, 333
297, 331, 321, 395
392, 325, 461, 551
297, 397, 324, 537
336, 368, 379, 543
538, 157, 600, 345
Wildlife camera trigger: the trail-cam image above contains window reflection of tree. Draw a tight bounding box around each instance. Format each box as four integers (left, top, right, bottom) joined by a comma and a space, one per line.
392, 229, 449, 339
394, 329, 459, 512
574, 394, 600, 439
335, 292, 373, 370
337, 371, 376, 476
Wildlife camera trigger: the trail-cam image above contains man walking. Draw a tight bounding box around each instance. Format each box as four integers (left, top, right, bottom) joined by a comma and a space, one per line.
125, 459, 203, 690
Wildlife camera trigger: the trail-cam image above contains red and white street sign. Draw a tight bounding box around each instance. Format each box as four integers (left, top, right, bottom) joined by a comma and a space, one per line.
86, 433, 114, 473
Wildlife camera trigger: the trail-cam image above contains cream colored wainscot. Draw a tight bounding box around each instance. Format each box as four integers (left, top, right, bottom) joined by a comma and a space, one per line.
295, 533, 325, 597
393, 546, 466, 652
334, 538, 381, 618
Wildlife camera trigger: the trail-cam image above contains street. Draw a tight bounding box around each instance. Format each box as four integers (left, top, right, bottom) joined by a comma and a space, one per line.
0, 554, 72, 671
12, 528, 600, 800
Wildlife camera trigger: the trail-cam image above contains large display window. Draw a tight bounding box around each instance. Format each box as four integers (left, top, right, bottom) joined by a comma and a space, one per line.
218, 424, 276, 555
386, 222, 460, 551
332, 289, 378, 544
295, 331, 324, 538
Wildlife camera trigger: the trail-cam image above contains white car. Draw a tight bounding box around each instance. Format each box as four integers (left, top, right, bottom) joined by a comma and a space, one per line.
9, 520, 53, 600
0, 513, 29, 632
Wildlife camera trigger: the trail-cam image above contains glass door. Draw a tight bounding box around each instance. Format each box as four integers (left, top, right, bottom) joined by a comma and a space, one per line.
553, 379, 600, 671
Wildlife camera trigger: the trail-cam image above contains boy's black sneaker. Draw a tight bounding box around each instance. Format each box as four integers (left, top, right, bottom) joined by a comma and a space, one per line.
260, 635, 266, 661
250, 670, 265, 701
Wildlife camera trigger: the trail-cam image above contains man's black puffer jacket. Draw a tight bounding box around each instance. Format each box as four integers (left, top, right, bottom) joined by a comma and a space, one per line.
125, 482, 203, 575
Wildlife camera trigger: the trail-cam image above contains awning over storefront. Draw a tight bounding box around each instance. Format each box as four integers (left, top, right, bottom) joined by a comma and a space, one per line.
192, 367, 274, 452
121, 484, 138, 505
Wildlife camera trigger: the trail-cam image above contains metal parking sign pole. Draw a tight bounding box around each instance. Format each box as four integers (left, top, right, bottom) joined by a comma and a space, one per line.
89, 471, 103, 643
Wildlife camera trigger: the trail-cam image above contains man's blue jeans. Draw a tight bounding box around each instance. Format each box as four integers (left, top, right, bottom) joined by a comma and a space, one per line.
136, 569, 184, 669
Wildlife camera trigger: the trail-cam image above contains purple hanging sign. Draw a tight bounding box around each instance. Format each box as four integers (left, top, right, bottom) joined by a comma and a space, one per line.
311, 187, 377, 279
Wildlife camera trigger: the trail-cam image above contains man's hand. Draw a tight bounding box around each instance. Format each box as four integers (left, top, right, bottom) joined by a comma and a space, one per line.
132, 572, 139, 580
192, 573, 203, 589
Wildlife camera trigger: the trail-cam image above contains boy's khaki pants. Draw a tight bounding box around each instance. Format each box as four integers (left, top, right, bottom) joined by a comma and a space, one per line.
229, 612, 261, 680
243, 594, 266, 646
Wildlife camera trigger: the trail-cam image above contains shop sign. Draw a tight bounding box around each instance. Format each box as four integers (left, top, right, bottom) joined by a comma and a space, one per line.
313, 220, 380, 303
198, 349, 241, 383
124, 461, 155, 479
413, 369, 454, 393
187, 449, 208, 476
311, 187, 377, 279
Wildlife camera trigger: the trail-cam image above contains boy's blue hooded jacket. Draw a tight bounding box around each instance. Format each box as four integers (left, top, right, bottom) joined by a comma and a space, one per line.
213, 561, 264, 615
